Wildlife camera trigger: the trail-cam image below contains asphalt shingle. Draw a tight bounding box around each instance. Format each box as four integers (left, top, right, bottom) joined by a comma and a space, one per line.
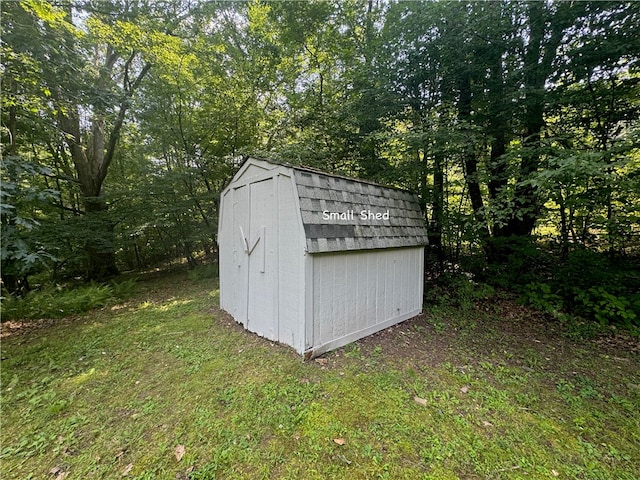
293, 168, 429, 253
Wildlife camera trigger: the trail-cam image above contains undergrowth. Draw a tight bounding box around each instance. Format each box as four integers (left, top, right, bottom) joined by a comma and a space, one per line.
461, 240, 640, 333
1, 277, 137, 321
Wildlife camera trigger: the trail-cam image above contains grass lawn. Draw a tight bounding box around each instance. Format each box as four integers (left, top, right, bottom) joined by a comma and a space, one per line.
1, 268, 638, 479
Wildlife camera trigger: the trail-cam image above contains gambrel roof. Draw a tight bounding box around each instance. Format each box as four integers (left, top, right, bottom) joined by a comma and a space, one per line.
230, 157, 429, 254
290, 164, 429, 254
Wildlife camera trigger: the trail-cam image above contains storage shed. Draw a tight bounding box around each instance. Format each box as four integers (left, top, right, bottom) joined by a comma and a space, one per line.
218, 157, 429, 358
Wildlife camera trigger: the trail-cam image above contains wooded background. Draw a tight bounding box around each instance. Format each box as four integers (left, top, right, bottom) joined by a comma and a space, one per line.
2, 1, 639, 307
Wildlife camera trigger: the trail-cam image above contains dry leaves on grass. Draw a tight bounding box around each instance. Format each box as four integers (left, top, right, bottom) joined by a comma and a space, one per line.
413, 396, 428, 406
49, 466, 69, 480
121, 463, 133, 476
333, 438, 346, 445
175, 444, 186, 462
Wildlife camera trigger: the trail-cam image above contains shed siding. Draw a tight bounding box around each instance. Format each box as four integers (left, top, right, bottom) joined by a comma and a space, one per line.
276, 173, 305, 352
231, 184, 249, 325
310, 247, 424, 355
218, 188, 233, 313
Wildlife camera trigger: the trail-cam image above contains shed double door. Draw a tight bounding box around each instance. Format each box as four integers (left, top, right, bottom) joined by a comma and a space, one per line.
234, 178, 277, 340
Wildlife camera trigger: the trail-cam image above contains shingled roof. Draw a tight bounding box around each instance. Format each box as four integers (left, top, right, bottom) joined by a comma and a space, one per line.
291, 167, 429, 253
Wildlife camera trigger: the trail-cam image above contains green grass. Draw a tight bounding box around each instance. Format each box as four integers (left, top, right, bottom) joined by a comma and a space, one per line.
1, 269, 638, 479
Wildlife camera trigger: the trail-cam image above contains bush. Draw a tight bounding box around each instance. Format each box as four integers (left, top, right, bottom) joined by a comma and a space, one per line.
520, 282, 563, 315
110, 277, 138, 300
555, 249, 615, 294
513, 248, 640, 330
573, 287, 639, 328
425, 271, 495, 309
479, 236, 550, 289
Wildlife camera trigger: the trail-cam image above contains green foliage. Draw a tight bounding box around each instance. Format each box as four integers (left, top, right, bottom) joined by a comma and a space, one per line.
511, 247, 640, 330
0, 156, 59, 292
110, 277, 138, 300
520, 283, 563, 315
481, 236, 551, 289
573, 287, 639, 328
187, 263, 219, 282
1, 278, 136, 321
425, 271, 495, 310
3, 0, 639, 295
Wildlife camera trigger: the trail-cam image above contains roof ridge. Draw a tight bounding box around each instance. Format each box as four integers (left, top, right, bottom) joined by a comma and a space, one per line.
247, 156, 417, 194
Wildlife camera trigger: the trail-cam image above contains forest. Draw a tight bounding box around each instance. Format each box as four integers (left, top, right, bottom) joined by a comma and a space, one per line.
2, 0, 640, 329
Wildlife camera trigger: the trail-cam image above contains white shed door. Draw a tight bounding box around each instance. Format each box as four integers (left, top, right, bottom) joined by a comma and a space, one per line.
232, 185, 249, 325
247, 178, 277, 341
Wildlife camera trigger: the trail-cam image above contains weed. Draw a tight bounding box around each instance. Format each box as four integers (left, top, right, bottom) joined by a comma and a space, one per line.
574, 287, 638, 327
110, 277, 138, 300
428, 310, 446, 333
344, 344, 361, 359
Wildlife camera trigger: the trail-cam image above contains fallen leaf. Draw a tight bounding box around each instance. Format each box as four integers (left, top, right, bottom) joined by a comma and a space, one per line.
333, 438, 346, 445
482, 420, 494, 427
174, 444, 186, 462
460, 386, 469, 394
55, 472, 69, 480
413, 396, 428, 406
315, 358, 328, 366
121, 463, 133, 476
49, 466, 62, 476
551, 470, 559, 477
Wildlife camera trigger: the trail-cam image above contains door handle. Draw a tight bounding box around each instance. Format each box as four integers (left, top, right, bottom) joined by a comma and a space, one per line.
240, 226, 262, 256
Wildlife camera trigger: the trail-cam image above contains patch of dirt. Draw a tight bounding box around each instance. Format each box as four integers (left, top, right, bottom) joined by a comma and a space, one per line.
1, 316, 83, 340
324, 297, 640, 388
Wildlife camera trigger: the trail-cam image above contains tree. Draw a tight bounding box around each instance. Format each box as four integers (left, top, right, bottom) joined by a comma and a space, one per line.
4, 0, 188, 279
378, 0, 639, 259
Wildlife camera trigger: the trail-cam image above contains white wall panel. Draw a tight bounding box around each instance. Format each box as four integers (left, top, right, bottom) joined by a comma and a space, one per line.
218, 189, 233, 313
247, 178, 276, 340
311, 247, 423, 355
231, 184, 249, 325
277, 174, 304, 352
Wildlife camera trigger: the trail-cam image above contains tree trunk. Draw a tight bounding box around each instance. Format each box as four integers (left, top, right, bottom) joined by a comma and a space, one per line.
458, 71, 490, 239
501, 2, 572, 237
432, 149, 445, 271
485, 45, 510, 238
83, 195, 119, 279
54, 42, 150, 280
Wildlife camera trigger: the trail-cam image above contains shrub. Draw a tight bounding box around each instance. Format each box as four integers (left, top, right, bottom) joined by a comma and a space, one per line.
520, 282, 563, 315
480, 236, 550, 289
110, 277, 138, 300
573, 287, 639, 328
425, 271, 494, 309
